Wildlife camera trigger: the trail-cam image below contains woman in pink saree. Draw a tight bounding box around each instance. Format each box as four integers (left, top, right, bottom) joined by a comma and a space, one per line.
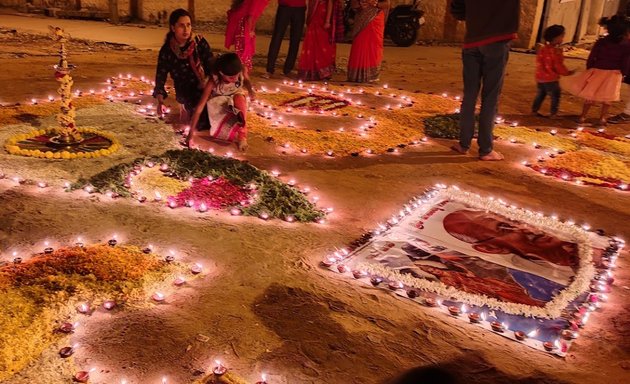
347, 0, 388, 83
297, 0, 344, 81
225, 0, 270, 71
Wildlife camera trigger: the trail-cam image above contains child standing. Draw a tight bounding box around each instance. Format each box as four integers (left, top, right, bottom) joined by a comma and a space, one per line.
187, 53, 255, 151
225, 0, 270, 71
563, 16, 630, 127
532, 25, 574, 118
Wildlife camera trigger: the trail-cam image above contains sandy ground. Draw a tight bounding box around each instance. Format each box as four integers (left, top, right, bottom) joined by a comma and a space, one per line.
1, 11, 630, 384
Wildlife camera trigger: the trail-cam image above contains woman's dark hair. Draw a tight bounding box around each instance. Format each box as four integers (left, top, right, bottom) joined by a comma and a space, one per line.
214, 52, 243, 76
543, 24, 565, 42
600, 15, 630, 43
231, 0, 246, 9
164, 8, 192, 44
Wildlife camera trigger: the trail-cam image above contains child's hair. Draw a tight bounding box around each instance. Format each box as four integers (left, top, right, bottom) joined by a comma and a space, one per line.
214, 53, 243, 77
543, 25, 565, 43
599, 15, 630, 43
164, 8, 192, 44
231, 0, 246, 9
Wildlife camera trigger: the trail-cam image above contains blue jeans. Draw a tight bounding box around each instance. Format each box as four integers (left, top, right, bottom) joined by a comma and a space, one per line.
459, 41, 510, 156
532, 81, 561, 115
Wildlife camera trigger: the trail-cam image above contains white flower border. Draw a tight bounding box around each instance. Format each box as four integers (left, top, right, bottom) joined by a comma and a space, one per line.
351, 186, 595, 319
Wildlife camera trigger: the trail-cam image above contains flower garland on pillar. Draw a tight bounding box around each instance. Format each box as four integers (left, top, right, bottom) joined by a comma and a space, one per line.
50, 26, 82, 142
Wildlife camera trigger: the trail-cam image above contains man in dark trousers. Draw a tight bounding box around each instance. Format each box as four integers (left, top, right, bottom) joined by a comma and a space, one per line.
450, 0, 520, 161
263, 0, 307, 78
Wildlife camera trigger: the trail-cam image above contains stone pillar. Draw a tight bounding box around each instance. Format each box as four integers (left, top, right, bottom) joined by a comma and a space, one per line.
109, 0, 119, 23
586, 0, 606, 35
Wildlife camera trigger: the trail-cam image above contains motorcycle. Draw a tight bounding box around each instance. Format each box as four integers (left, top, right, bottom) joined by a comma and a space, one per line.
343, 0, 425, 47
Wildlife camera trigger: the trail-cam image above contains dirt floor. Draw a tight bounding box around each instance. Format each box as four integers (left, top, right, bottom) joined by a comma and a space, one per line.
1, 11, 629, 384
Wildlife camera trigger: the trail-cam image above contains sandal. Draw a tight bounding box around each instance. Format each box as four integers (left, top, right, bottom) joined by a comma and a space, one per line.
608, 113, 630, 124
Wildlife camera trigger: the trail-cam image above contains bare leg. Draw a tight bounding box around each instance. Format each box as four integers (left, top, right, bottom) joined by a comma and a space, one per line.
599, 103, 610, 126
234, 94, 248, 151
579, 100, 593, 123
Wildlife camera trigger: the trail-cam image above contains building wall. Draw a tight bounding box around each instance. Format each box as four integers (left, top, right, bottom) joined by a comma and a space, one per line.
1, 0, 621, 48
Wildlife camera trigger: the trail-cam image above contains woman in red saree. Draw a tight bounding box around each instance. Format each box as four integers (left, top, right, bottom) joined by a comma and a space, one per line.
297, 0, 344, 81
347, 0, 388, 83
225, 0, 270, 71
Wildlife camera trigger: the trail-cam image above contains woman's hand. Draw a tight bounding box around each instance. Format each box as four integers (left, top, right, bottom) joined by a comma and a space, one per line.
324, 21, 331, 29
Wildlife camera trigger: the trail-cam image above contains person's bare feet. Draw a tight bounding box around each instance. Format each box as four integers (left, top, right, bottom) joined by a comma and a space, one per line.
479, 151, 504, 161
450, 143, 469, 154
237, 138, 248, 152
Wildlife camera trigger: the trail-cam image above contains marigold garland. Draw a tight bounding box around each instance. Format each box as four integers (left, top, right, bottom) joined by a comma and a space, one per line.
4, 127, 120, 159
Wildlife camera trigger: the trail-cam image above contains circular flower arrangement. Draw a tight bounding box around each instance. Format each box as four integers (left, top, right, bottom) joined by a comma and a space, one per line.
72, 149, 326, 222
4, 127, 120, 159
250, 83, 459, 156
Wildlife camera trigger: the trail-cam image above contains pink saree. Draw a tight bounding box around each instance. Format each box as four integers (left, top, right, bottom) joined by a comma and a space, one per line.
225, 0, 270, 70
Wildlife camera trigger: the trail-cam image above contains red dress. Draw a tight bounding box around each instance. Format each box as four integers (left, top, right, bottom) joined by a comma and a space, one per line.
297, 0, 337, 81
347, 8, 385, 83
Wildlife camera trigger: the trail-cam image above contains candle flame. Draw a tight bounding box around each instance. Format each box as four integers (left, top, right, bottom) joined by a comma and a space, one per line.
481, 312, 486, 321
527, 329, 538, 338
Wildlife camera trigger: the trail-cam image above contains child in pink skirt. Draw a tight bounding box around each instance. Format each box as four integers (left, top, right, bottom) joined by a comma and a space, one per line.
563, 16, 630, 127
187, 53, 255, 151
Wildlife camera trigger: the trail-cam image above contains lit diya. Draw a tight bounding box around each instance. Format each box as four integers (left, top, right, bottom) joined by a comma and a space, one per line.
321, 257, 336, 267
173, 277, 186, 286
514, 331, 527, 341
424, 298, 437, 307
337, 264, 348, 273
213, 360, 227, 376
370, 277, 383, 286
543, 341, 556, 352
447, 306, 461, 316
152, 292, 165, 302
58, 322, 77, 334
561, 329, 578, 340
388, 281, 403, 290
468, 312, 480, 323
490, 321, 505, 333
77, 303, 90, 314
352, 270, 367, 279
102, 300, 116, 310
73, 371, 90, 383
59, 344, 77, 358
255, 373, 268, 384
191, 263, 203, 274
